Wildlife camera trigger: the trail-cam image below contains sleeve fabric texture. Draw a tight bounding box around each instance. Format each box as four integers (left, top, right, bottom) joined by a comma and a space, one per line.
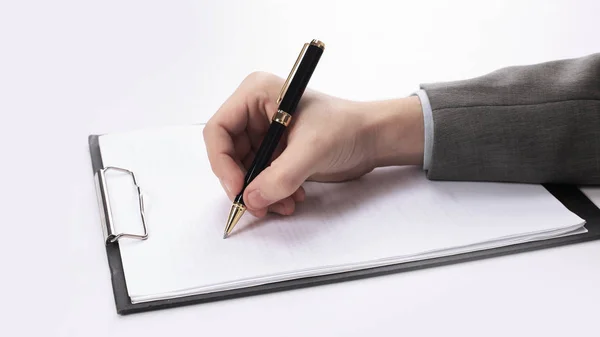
420, 52, 600, 185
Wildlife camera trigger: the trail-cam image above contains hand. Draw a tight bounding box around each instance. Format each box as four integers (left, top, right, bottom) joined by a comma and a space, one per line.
203, 72, 424, 217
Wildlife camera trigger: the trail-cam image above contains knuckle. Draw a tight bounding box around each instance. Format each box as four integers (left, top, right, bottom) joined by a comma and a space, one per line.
272, 169, 296, 193
245, 71, 269, 85
243, 71, 281, 90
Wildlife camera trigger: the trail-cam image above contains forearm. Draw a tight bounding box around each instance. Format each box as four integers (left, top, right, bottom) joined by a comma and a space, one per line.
420, 53, 600, 185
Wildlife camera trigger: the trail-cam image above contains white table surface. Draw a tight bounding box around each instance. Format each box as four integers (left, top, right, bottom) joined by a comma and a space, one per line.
2, 1, 599, 336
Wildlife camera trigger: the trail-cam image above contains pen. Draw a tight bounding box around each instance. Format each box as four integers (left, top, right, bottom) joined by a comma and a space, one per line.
223, 39, 325, 238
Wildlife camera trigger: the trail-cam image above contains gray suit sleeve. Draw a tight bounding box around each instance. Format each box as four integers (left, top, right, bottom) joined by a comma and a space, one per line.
420, 53, 600, 185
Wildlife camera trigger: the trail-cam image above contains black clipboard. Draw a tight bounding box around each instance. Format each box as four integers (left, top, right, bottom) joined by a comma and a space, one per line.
89, 134, 600, 315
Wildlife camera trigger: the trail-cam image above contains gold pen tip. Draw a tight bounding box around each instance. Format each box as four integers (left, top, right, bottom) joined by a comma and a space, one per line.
223, 203, 246, 238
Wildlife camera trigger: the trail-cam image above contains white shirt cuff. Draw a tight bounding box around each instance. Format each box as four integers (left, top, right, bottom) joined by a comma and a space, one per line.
411, 89, 433, 171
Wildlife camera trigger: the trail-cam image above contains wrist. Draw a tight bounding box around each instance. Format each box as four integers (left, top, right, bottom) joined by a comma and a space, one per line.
362, 96, 424, 167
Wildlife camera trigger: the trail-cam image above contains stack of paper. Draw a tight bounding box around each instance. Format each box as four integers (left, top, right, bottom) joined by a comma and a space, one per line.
97, 125, 585, 304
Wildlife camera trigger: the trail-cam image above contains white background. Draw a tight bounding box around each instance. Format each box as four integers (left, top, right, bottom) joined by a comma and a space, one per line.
1, 0, 599, 336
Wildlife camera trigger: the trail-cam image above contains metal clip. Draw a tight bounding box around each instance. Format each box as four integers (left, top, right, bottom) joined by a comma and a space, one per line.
95, 166, 148, 244
277, 42, 309, 104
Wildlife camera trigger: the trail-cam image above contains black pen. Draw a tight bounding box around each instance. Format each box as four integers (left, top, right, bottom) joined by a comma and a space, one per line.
223, 39, 325, 238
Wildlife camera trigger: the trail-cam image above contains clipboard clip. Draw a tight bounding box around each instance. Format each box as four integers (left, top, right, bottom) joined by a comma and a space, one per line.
95, 166, 148, 244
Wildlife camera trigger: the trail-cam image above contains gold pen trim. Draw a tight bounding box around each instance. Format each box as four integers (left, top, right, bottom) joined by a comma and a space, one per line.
277, 40, 325, 105
272, 109, 292, 126
310, 39, 325, 50
224, 202, 246, 238
277, 43, 309, 104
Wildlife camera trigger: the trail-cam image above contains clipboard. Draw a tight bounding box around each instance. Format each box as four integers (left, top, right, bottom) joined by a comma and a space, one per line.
88, 134, 600, 315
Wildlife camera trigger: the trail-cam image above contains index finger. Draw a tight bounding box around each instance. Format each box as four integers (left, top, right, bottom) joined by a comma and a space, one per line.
203, 87, 251, 197
204, 72, 283, 197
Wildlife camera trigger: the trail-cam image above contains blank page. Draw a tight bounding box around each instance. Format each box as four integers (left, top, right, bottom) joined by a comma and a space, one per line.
98, 124, 585, 303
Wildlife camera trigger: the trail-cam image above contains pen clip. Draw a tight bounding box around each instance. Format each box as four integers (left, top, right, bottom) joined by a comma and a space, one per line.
277, 43, 309, 105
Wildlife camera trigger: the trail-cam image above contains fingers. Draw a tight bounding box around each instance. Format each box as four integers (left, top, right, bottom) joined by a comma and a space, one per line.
204, 73, 280, 197
292, 186, 305, 202
204, 125, 245, 198
205, 72, 308, 217
203, 79, 255, 197
245, 185, 305, 216
243, 141, 317, 211
247, 195, 297, 218
269, 197, 296, 215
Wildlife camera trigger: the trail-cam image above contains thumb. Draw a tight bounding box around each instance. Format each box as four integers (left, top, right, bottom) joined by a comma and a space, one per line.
243, 143, 317, 210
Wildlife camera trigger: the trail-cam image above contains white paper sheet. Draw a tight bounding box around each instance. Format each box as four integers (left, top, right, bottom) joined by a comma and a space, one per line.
98, 124, 586, 303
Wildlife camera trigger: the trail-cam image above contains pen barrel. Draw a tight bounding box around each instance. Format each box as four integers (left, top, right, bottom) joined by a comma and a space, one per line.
234, 122, 287, 205
278, 44, 324, 115
233, 41, 324, 207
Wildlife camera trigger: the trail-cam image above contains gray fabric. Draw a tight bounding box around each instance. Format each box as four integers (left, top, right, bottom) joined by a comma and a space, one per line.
420, 53, 600, 185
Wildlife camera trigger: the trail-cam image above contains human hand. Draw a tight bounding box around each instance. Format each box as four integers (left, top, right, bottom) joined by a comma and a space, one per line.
203, 72, 424, 217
